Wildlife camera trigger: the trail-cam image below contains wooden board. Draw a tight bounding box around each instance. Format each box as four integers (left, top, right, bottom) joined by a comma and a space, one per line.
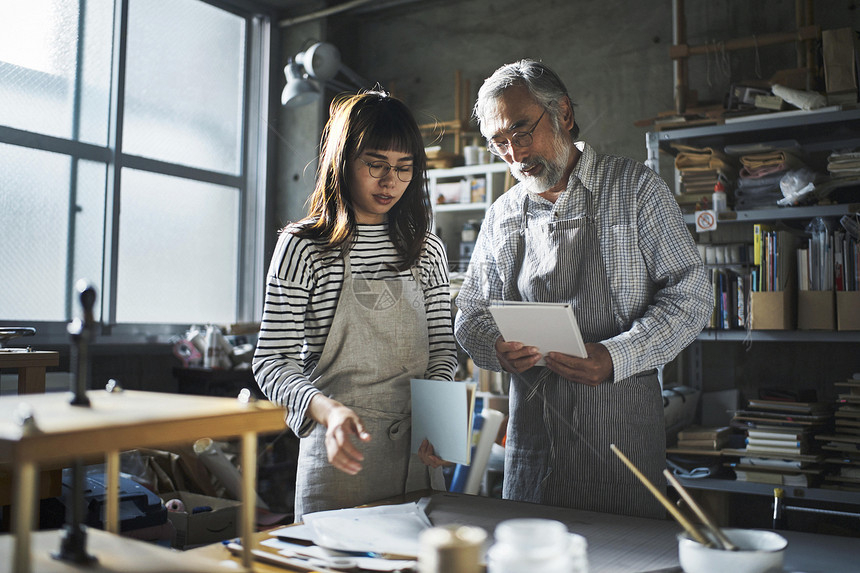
0, 390, 286, 465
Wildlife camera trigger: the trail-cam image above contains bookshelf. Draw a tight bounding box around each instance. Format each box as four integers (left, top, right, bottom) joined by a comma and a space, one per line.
428, 161, 511, 271
646, 107, 860, 380
647, 109, 860, 528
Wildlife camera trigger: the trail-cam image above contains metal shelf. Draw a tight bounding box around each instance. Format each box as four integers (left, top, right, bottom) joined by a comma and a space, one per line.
697, 329, 860, 342
683, 204, 859, 225
648, 108, 860, 148
676, 476, 860, 506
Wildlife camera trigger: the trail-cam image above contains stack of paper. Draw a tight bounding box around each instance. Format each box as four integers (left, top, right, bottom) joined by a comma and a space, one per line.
818, 376, 860, 491
726, 397, 833, 487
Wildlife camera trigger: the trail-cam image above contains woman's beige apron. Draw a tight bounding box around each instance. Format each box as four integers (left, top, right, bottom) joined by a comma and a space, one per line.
293, 254, 443, 521
502, 189, 665, 518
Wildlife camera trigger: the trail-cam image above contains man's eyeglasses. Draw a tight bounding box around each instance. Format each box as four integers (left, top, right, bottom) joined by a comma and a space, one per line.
359, 158, 414, 183
487, 109, 546, 157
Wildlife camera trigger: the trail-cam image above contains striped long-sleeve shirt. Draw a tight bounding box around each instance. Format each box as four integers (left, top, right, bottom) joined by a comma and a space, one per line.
253, 223, 458, 436
455, 141, 712, 382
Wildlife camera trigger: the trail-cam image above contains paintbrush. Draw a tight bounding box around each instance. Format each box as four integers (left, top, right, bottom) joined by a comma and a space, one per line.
609, 444, 714, 548
664, 469, 738, 551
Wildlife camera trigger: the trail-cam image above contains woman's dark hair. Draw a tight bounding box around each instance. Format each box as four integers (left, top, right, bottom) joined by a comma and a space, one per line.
292, 89, 430, 270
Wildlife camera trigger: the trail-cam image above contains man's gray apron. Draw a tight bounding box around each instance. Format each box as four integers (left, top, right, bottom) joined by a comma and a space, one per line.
293, 254, 444, 521
501, 188, 665, 518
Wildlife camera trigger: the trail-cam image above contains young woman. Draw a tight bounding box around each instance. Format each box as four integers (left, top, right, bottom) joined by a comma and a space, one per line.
253, 90, 458, 521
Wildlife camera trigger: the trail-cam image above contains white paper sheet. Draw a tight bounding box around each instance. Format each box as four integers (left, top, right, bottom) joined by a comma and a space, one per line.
410, 378, 476, 465
300, 502, 432, 558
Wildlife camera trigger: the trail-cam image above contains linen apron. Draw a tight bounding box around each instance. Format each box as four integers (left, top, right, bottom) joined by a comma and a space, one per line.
501, 187, 665, 519
293, 254, 444, 521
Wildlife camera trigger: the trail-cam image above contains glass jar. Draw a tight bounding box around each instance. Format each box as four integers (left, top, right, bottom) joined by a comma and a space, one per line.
487, 518, 588, 573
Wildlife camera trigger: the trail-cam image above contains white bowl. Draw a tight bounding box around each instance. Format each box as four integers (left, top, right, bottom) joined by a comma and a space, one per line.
677, 528, 787, 573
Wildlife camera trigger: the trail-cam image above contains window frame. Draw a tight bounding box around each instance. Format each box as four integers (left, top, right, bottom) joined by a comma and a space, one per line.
0, 0, 274, 346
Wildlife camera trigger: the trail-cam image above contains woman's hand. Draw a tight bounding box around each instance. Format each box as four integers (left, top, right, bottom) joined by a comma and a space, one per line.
418, 439, 453, 468
309, 395, 371, 475
495, 336, 541, 373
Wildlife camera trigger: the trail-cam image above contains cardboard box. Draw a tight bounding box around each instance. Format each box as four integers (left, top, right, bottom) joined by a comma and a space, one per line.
162, 491, 241, 549
822, 28, 858, 96
837, 291, 860, 331
749, 291, 795, 330
432, 181, 465, 204
798, 290, 836, 330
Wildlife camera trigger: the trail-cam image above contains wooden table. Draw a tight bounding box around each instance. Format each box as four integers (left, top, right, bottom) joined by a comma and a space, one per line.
0, 350, 59, 394
0, 389, 287, 572
190, 491, 860, 572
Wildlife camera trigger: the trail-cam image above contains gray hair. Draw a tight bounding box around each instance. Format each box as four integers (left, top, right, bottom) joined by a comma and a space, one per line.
473, 59, 580, 141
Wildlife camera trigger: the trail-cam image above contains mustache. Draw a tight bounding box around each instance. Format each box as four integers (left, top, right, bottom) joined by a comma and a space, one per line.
511, 157, 546, 176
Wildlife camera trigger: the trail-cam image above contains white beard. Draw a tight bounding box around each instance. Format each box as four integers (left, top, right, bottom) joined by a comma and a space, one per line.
510, 130, 573, 194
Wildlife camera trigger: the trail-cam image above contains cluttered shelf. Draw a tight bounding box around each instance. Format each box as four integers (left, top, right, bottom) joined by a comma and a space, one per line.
648, 106, 860, 153
665, 380, 860, 525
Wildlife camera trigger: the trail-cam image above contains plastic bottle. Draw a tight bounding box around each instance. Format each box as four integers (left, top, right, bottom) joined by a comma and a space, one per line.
712, 180, 728, 213
203, 324, 225, 369
487, 518, 588, 573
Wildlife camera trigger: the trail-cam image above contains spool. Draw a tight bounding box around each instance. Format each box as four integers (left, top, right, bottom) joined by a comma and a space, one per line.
418, 525, 486, 573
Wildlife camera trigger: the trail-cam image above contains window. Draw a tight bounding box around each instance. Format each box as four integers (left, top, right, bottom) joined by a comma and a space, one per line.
0, 0, 270, 339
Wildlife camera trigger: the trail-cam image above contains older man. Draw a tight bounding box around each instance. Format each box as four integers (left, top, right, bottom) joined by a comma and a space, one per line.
454, 59, 711, 518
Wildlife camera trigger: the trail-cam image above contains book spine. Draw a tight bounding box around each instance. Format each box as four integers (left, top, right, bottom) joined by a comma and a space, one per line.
747, 438, 802, 447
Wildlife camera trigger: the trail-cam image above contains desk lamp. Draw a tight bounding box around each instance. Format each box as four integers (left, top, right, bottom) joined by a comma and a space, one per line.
281, 41, 370, 107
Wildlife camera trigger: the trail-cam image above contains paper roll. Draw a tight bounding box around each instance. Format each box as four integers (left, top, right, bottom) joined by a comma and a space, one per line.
193, 438, 269, 510
464, 408, 505, 496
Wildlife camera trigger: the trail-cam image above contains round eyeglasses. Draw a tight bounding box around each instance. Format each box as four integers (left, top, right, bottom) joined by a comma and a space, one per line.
359, 158, 414, 183
487, 109, 546, 157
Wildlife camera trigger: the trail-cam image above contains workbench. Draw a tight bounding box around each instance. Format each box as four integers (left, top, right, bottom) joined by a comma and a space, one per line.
0, 389, 287, 572
190, 490, 860, 572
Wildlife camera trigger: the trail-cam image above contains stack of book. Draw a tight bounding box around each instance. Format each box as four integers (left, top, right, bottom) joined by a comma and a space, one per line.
670, 144, 737, 214
674, 425, 731, 452
817, 376, 860, 491
726, 397, 832, 487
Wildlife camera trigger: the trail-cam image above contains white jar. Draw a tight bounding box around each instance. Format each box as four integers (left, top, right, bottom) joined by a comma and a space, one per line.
487, 518, 588, 573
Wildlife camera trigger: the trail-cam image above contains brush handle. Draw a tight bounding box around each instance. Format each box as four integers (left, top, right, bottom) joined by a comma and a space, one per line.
609, 444, 713, 547
664, 469, 738, 551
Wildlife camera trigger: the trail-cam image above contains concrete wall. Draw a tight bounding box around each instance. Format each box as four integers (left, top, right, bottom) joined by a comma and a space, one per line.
273, 0, 860, 224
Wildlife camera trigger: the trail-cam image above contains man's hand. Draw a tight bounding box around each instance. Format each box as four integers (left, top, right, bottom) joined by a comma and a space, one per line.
309, 395, 372, 475
544, 342, 613, 386
495, 336, 541, 373
418, 439, 453, 468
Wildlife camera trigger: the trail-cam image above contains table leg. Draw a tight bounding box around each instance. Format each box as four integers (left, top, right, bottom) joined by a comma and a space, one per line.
18, 366, 47, 395
106, 450, 120, 533
241, 432, 257, 571
12, 460, 36, 573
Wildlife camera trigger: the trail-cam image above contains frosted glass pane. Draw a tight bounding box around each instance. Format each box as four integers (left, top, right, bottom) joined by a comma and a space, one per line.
72, 161, 108, 313
124, 0, 245, 174
0, 0, 112, 145
117, 169, 238, 324
0, 144, 70, 321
